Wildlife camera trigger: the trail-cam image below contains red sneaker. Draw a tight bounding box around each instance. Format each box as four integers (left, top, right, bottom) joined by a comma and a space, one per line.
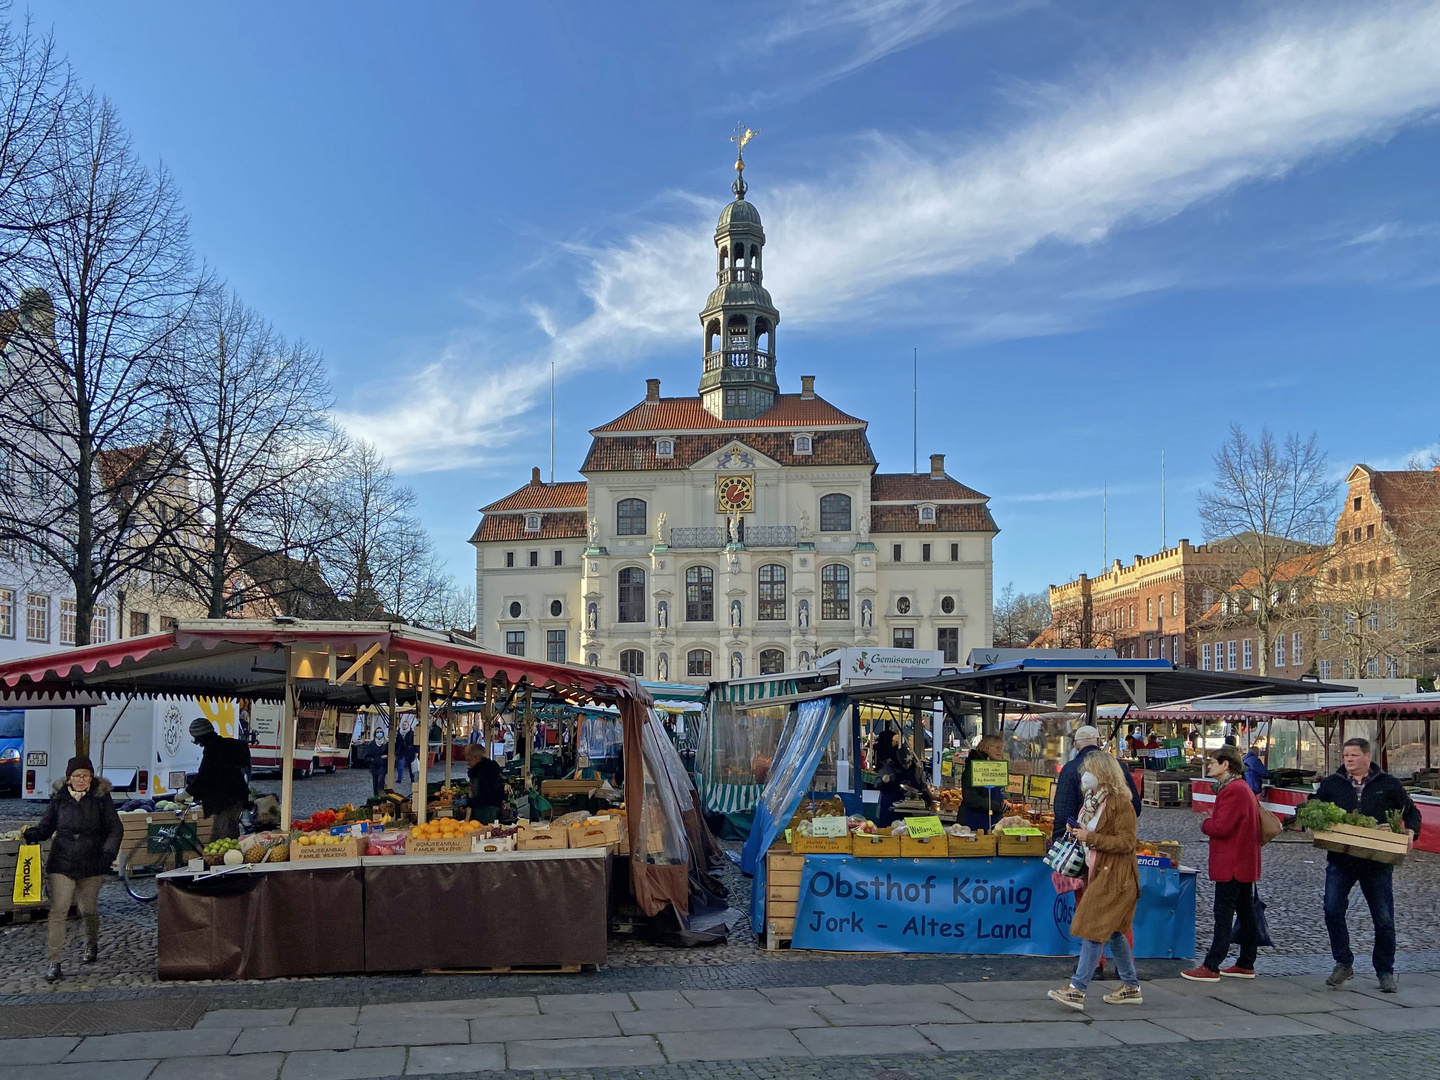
1219, 965, 1255, 979
1180, 966, 1221, 982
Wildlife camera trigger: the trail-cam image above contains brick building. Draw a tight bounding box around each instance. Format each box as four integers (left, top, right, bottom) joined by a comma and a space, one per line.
1191, 552, 1320, 677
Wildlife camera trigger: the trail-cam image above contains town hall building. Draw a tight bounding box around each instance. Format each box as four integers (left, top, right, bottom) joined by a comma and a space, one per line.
470, 156, 998, 682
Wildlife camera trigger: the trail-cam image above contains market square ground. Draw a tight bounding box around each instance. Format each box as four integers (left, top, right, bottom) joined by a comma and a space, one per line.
4, 770, 1440, 1077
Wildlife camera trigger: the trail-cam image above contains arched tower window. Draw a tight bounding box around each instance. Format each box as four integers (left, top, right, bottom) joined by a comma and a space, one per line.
617, 567, 646, 623
705, 319, 721, 356
726, 315, 749, 363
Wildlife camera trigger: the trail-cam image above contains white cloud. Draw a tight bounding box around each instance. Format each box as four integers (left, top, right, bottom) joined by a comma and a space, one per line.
343, 1, 1440, 473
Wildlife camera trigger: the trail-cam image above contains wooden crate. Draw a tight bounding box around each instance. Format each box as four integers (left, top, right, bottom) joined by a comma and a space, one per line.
850, 833, 902, 858
516, 826, 567, 851
290, 836, 366, 861
765, 852, 805, 950
792, 834, 852, 855
996, 831, 1049, 857
1313, 824, 1408, 866
1136, 840, 1183, 865
900, 836, 950, 858
948, 832, 998, 857
1142, 775, 1188, 808
408, 837, 470, 855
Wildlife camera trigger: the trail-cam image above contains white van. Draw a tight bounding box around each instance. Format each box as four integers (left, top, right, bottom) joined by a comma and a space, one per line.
22, 697, 231, 801
247, 701, 349, 777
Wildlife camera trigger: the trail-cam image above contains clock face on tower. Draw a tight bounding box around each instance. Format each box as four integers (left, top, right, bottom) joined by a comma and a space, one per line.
716, 474, 755, 513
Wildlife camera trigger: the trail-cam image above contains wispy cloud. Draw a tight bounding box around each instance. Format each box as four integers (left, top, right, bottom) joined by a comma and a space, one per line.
343, 2, 1440, 473
1343, 220, 1440, 246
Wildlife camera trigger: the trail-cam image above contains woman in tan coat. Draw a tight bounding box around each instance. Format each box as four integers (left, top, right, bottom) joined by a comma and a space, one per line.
1048, 750, 1142, 1010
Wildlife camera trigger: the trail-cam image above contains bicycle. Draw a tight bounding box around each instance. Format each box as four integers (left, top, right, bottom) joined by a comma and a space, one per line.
119, 821, 204, 902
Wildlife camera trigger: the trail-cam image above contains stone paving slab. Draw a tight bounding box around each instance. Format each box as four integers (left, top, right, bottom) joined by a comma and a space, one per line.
958, 996, 1092, 1022
1088, 1019, 1192, 1045
918, 1020, 1121, 1050
232, 1024, 358, 1054
657, 1025, 812, 1062
1341, 982, 1440, 1005
627, 990, 691, 1010
0, 1062, 158, 1080
826, 982, 968, 1006
505, 1034, 665, 1069
471, 1010, 619, 1042
64, 1026, 241, 1062
354, 1018, 469, 1048
814, 1000, 972, 1026
357, 997, 538, 1022
1338, 1006, 1440, 1031
616, 1004, 824, 1035
292, 1008, 360, 1026
1292, 1011, 1380, 1035
278, 1046, 406, 1079
1149, 1014, 1332, 1040
403, 1042, 505, 1074
680, 988, 769, 1007
201, 1009, 296, 1029
793, 1023, 939, 1056
152, 1052, 284, 1080
758, 986, 843, 1006
948, 978, 1064, 1000
536, 991, 634, 1014
1, 1037, 79, 1065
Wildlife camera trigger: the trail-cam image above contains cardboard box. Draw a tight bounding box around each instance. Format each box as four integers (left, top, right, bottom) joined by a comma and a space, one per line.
516, 825, 567, 851
471, 835, 516, 854
850, 833, 901, 858
290, 836, 366, 861
407, 837, 471, 855
567, 816, 621, 846
900, 836, 950, 858
948, 832, 998, 857
792, 834, 852, 855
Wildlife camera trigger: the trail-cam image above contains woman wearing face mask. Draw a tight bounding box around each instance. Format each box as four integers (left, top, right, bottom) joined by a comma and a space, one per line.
22, 756, 123, 982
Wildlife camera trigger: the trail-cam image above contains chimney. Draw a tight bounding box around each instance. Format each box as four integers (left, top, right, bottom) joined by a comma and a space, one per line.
929, 453, 945, 479
800, 375, 815, 399
531, 466, 542, 485
645, 378, 661, 402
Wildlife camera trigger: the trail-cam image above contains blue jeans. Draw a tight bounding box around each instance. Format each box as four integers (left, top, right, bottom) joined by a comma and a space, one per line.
1071, 933, 1137, 990
1324, 856, 1396, 975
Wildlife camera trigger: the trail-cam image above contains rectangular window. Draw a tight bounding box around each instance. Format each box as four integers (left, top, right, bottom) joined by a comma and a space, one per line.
1366, 523, 1374, 539
950, 543, 959, 561
529, 550, 539, 567
1386, 655, 1399, 679
1319, 659, 1331, 680
921, 543, 931, 562
1172, 592, 1178, 617
1320, 606, 1330, 641
1147, 639, 1154, 658
1146, 599, 1153, 622
547, 630, 567, 664
1202, 643, 1211, 670
0, 588, 12, 637
1367, 604, 1379, 631
129, 611, 150, 637
757, 564, 786, 621
553, 550, 563, 566
91, 605, 109, 644
1292, 631, 1303, 669
505, 551, 515, 568
1274, 634, 1285, 668
1242, 639, 1253, 670
1366, 655, 1379, 677
25, 593, 48, 642
937, 627, 958, 664
1343, 658, 1356, 679
1227, 640, 1237, 671
60, 598, 77, 645
892, 628, 915, 649
893, 544, 902, 562
505, 630, 525, 657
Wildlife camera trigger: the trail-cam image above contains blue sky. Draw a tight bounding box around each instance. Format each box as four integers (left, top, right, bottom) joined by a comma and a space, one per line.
26, 0, 1440, 599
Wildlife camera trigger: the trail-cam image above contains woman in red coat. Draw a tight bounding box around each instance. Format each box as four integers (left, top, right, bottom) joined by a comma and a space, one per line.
1183, 746, 1262, 980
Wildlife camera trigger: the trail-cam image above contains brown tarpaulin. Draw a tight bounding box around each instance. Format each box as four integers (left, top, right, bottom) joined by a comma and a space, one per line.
622, 694, 689, 917
157, 866, 364, 980
363, 854, 607, 971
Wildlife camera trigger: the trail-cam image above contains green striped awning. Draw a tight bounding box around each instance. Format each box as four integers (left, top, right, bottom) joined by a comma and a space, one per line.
723, 679, 797, 702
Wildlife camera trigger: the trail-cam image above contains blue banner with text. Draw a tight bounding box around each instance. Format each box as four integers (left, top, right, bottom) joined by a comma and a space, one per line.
789, 856, 1195, 957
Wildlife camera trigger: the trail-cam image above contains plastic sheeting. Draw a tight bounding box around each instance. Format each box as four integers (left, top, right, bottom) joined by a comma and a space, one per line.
698, 700, 789, 815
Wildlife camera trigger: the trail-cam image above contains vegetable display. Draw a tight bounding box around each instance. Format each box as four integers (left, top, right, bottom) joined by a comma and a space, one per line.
1295, 800, 1379, 832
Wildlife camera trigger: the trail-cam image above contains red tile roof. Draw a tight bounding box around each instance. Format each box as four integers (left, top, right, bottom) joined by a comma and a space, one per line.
591, 394, 864, 434
1368, 467, 1440, 533
869, 504, 998, 534
581, 430, 876, 472
480, 480, 588, 513
469, 511, 588, 543
870, 473, 988, 502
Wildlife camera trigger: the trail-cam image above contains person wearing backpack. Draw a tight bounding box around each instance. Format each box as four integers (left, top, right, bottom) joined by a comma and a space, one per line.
1183, 746, 1263, 981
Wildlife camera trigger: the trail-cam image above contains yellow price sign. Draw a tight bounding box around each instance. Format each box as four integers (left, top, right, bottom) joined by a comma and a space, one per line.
1000, 826, 1044, 836
940, 758, 953, 777
1027, 775, 1055, 800
810, 815, 848, 838
905, 815, 945, 839
969, 760, 1009, 787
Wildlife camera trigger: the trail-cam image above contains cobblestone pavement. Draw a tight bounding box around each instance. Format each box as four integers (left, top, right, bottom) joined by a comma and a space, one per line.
4, 975, 1440, 1079
5, 779, 1440, 1000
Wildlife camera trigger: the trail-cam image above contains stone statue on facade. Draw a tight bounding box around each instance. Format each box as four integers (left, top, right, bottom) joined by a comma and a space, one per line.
797, 599, 809, 630
730, 599, 742, 628
797, 508, 812, 541
655, 511, 666, 542
586, 602, 598, 632
587, 517, 600, 547
799, 651, 811, 670
657, 600, 668, 629
656, 653, 669, 681
857, 513, 870, 542
731, 652, 743, 679
860, 599, 873, 629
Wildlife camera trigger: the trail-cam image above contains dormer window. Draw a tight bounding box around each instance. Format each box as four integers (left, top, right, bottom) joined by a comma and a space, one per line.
793, 433, 813, 456
918, 504, 936, 524
656, 438, 674, 459
524, 514, 542, 533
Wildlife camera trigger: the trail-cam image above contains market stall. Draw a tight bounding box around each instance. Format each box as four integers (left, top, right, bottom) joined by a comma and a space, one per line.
0, 620, 707, 978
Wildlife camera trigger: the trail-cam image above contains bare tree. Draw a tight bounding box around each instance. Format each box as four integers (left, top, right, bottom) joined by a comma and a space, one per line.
993, 583, 1051, 647
1198, 425, 1336, 674
0, 92, 200, 646
159, 285, 342, 616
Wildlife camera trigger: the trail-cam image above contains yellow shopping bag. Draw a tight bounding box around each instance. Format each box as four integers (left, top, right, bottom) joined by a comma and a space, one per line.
12, 843, 43, 904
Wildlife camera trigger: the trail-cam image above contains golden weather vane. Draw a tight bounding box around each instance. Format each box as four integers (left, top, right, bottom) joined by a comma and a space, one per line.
731, 123, 761, 171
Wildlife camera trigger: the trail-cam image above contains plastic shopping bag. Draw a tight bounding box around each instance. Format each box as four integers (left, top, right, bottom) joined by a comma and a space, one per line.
12, 843, 43, 904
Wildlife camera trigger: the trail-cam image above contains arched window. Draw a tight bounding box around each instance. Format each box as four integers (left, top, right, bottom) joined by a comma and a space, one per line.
705, 319, 721, 355
619, 649, 644, 676
820, 493, 852, 532
616, 498, 646, 536
687, 649, 712, 677
617, 567, 646, 623
686, 565, 714, 622
759, 649, 785, 675
758, 564, 786, 621
821, 564, 850, 620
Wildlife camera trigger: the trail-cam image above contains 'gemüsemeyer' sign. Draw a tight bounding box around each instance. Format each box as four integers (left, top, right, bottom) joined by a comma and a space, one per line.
788, 855, 1195, 956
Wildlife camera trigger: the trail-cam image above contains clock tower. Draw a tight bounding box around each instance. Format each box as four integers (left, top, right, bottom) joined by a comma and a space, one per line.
698, 142, 780, 421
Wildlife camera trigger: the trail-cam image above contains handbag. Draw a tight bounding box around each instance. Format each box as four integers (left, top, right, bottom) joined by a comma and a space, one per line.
1258, 806, 1282, 845
12, 843, 43, 905
1232, 886, 1274, 947
1044, 832, 1087, 878
1050, 869, 1085, 894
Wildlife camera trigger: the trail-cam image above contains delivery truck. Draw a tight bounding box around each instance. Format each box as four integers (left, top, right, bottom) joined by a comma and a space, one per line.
246, 700, 349, 777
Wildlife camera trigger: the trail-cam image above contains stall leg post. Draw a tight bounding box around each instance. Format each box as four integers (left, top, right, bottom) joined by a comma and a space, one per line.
280, 647, 297, 831
386, 688, 397, 793
416, 660, 431, 824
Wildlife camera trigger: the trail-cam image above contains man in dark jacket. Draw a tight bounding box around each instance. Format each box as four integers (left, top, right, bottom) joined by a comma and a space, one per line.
186, 718, 251, 839
1314, 737, 1421, 993
1053, 726, 1142, 830
464, 743, 505, 824
23, 756, 123, 981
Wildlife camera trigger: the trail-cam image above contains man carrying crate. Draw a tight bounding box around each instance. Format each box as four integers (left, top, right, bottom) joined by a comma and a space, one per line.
1314, 737, 1420, 993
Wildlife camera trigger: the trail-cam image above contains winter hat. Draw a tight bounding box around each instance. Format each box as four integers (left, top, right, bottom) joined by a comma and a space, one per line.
65, 756, 95, 778
189, 717, 215, 738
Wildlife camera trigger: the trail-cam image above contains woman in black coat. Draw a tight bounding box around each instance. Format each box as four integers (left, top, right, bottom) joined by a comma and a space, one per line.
23, 756, 123, 982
